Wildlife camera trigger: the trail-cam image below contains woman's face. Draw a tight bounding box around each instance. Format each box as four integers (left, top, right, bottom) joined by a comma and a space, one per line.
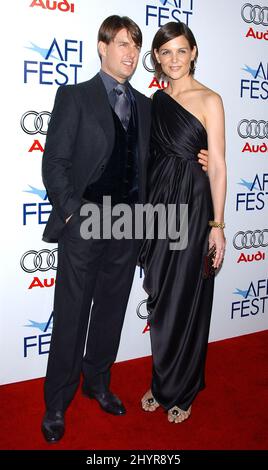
154, 35, 196, 80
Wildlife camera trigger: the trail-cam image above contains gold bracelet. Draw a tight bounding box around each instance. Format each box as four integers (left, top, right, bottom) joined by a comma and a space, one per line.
209, 220, 225, 229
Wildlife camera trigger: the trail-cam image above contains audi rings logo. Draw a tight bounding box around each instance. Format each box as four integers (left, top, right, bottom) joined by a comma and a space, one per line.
20, 111, 51, 135
142, 51, 155, 73
237, 120, 268, 139
20, 249, 58, 273
136, 299, 150, 320
233, 230, 268, 250
241, 4, 268, 25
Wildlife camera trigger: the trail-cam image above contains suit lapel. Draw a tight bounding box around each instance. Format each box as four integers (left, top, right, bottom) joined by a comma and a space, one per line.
130, 86, 151, 202
130, 86, 149, 163
85, 74, 115, 148
85, 77, 149, 160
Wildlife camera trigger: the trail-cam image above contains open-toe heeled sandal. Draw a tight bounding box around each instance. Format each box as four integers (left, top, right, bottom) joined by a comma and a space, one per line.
167, 405, 191, 423
141, 390, 160, 412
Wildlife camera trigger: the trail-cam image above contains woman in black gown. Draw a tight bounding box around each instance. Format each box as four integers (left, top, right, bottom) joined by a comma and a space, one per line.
139, 22, 226, 423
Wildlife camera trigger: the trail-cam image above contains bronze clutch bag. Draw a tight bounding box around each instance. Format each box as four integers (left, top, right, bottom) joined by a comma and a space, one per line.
203, 245, 216, 279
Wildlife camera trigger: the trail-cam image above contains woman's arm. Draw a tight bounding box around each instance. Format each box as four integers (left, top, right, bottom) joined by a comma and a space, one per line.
205, 92, 227, 268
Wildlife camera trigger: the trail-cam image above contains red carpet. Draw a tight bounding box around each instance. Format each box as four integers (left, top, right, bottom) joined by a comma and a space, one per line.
0, 330, 267, 450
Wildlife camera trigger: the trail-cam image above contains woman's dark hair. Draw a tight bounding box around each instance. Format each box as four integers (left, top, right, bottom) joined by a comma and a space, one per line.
98, 15, 142, 49
151, 21, 198, 79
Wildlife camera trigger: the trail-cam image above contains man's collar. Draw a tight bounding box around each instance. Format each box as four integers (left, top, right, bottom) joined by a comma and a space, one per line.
99, 69, 129, 94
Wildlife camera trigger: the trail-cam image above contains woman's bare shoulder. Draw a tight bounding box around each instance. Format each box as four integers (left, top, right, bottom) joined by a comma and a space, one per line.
199, 85, 223, 108
199, 86, 224, 121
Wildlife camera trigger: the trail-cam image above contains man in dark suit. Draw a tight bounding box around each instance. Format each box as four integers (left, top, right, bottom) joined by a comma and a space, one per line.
41, 15, 151, 443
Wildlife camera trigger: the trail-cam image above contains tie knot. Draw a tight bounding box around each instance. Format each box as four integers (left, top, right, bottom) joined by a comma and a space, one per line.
114, 83, 131, 131
115, 83, 126, 96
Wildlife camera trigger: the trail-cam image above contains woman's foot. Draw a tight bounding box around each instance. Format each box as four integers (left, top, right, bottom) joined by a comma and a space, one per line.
167, 405, 191, 423
141, 389, 160, 412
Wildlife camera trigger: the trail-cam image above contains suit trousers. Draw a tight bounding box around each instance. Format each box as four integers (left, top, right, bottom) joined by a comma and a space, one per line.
44, 206, 140, 412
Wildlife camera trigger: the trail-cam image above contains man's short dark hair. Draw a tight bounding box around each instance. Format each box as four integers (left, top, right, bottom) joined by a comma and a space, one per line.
98, 15, 142, 49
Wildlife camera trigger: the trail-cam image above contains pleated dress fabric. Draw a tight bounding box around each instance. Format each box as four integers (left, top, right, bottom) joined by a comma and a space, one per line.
139, 90, 215, 411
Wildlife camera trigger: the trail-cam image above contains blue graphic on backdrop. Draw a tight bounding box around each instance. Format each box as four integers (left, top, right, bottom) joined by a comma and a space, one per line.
233, 288, 254, 299
23, 185, 51, 225
25, 42, 60, 60
231, 280, 268, 319
236, 174, 268, 211
24, 319, 53, 332
24, 185, 47, 200
240, 62, 268, 99
24, 38, 83, 85
242, 65, 262, 79
145, 0, 193, 27
24, 312, 53, 357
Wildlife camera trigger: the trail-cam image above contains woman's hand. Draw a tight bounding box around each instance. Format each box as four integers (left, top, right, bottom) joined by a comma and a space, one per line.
209, 227, 226, 269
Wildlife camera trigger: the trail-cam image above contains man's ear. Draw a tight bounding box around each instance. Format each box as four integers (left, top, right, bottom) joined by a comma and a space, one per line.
98, 41, 107, 59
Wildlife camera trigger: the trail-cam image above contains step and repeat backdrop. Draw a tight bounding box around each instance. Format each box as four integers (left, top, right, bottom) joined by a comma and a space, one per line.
1, 0, 267, 384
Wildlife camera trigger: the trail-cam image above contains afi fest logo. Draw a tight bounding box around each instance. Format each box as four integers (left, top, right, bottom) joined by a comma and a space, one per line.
241, 3, 268, 40
24, 37, 83, 85
145, 0, 193, 27
236, 173, 268, 212
29, 0, 75, 13
231, 279, 268, 320
24, 312, 53, 358
240, 62, 268, 100
237, 119, 268, 155
22, 185, 51, 226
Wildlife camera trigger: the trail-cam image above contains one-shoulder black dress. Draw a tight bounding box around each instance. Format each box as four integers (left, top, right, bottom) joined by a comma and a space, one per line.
139, 90, 215, 411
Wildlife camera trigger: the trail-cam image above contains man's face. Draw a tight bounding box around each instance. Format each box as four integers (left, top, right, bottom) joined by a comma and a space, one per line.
99, 28, 140, 83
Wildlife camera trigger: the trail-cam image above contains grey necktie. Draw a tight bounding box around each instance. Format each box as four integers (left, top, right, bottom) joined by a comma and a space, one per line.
114, 83, 131, 131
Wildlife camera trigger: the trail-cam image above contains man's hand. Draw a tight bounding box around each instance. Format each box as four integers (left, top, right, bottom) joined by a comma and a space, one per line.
198, 149, 208, 172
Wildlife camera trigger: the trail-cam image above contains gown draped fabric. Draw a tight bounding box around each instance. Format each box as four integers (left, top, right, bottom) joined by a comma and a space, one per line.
139, 90, 215, 411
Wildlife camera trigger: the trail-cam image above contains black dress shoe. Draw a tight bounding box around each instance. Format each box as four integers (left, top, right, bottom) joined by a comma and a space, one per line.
41, 410, 65, 443
83, 388, 126, 415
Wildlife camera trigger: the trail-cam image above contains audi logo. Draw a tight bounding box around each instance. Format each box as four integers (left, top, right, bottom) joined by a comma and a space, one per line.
233, 230, 268, 250
20, 111, 51, 135
142, 51, 155, 73
136, 299, 150, 319
237, 119, 268, 139
241, 4, 268, 25
20, 249, 58, 273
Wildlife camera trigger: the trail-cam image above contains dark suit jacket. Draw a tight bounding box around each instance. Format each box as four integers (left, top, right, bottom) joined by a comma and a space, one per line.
42, 73, 152, 242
